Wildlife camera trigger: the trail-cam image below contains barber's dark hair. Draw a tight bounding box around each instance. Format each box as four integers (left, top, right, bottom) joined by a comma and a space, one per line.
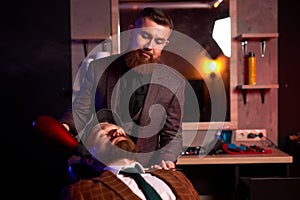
136, 7, 174, 29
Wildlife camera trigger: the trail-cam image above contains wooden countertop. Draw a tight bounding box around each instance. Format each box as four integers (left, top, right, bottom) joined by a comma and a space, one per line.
177, 148, 293, 165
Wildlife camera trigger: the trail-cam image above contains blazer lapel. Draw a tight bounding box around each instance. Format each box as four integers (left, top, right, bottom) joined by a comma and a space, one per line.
93, 170, 141, 200
106, 62, 123, 111
150, 170, 200, 200
139, 65, 181, 130
134, 65, 184, 165
138, 66, 162, 127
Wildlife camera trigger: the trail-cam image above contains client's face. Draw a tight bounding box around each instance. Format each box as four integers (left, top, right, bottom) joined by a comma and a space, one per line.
84, 122, 136, 169
99, 122, 136, 153
99, 122, 127, 144
87, 122, 136, 155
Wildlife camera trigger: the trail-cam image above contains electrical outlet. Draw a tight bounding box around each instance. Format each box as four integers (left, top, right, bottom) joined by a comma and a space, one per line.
235, 129, 267, 141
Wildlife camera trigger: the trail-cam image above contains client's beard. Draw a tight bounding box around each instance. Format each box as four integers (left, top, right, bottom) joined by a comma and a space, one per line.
111, 139, 136, 161
92, 138, 136, 167
115, 139, 136, 153
125, 49, 159, 74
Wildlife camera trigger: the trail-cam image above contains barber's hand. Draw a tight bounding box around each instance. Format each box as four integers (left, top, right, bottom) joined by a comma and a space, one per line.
150, 160, 175, 170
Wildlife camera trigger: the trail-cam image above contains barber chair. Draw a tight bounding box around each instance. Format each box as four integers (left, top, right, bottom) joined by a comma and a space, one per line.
33, 116, 100, 183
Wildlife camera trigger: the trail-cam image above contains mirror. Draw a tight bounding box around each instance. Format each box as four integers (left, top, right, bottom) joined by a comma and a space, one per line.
119, 0, 233, 129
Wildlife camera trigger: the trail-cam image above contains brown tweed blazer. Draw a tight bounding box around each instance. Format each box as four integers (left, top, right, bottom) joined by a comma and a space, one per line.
60, 170, 200, 200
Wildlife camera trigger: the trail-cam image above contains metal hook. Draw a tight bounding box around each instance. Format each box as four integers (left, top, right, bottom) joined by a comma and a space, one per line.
242, 40, 248, 56
260, 40, 266, 57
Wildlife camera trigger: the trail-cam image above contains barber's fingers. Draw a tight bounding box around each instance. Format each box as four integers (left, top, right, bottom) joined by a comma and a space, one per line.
160, 160, 169, 169
150, 164, 162, 170
165, 160, 175, 169
150, 160, 176, 170
150, 161, 166, 170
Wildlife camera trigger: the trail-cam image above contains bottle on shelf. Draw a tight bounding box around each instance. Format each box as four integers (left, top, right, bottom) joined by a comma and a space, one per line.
247, 52, 256, 85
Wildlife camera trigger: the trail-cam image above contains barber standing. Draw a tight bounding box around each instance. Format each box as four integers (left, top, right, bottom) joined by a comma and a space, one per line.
60, 7, 185, 168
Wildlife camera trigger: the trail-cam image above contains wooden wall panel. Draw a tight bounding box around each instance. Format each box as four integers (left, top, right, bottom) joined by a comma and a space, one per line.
236, 0, 278, 144
70, 0, 111, 39
70, 0, 118, 84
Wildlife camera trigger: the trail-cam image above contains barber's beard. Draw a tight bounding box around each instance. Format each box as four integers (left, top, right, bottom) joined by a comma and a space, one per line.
125, 49, 159, 74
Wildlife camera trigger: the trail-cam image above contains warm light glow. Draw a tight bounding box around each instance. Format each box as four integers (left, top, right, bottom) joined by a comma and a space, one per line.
203, 60, 216, 75
195, 52, 228, 79
209, 62, 218, 71
215, 55, 227, 73
193, 49, 229, 80
213, 0, 224, 8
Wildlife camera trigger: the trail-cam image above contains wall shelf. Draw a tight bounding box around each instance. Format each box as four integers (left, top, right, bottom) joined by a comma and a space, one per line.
235, 32, 279, 57
237, 84, 279, 104
235, 33, 279, 41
